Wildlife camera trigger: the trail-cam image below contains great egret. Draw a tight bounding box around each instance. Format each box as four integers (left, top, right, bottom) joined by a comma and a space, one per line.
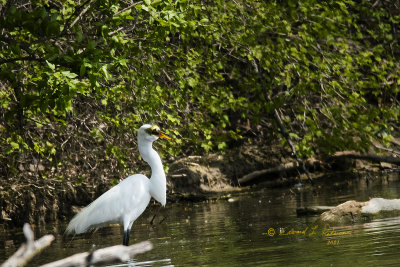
65, 124, 170, 246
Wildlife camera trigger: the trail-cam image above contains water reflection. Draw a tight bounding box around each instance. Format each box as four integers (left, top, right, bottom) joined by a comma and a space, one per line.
1, 172, 400, 266
111, 258, 173, 267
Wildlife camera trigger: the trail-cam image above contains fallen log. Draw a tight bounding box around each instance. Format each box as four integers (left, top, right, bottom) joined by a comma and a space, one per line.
238, 158, 321, 184
1, 224, 153, 267
331, 151, 400, 165
238, 151, 400, 184
1, 224, 54, 267
41, 241, 153, 267
373, 144, 400, 156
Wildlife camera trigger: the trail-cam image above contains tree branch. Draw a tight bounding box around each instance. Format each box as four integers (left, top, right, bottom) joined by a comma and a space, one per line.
238, 151, 400, 184
41, 241, 153, 267
331, 151, 400, 166
0, 56, 43, 66
1, 224, 153, 267
61, 0, 93, 35
113, 1, 143, 17
238, 158, 320, 184
1, 224, 54, 267
374, 143, 400, 155
69, 0, 94, 29
253, 59, 313, 184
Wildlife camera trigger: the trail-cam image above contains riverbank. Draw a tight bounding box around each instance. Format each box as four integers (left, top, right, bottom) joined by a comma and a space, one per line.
1, 137, 399, 229
1, 0, 400, 232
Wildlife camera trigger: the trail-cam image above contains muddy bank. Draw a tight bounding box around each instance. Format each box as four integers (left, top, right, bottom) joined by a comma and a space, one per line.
0, 143, 283, 227
1, 141, 399, 228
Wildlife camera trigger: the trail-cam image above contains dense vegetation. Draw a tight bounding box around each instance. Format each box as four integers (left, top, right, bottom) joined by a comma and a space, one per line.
1, 0, 399, 184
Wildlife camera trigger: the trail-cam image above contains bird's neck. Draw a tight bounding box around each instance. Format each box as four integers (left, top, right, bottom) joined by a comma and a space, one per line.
138, 141, 166, 206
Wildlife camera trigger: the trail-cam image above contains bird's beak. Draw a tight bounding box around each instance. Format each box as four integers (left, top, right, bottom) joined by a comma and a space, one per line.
157, 131, 171, 140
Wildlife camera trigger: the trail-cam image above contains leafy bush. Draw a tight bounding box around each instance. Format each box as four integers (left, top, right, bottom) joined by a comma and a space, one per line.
0, 0, 398, 182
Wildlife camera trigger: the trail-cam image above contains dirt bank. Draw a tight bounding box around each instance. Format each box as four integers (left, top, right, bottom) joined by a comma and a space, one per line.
1, 139, 399, 228
0, 142, 284, 227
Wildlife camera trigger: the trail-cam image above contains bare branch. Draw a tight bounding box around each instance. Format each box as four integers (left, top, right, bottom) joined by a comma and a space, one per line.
113, 1, 143, 17
1, 224, 54, 267
0, 56, 43, 66
61, 0, 93, 35
69, 0, 94, 29
41, 241, 153, 267
1, 224, 152, 267
238, 158, 320, 184
332, 151, 400, 166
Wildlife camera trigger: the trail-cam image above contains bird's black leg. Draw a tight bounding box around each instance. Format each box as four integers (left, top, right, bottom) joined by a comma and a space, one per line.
123, 228, 130, 246
150, 206, 162, 225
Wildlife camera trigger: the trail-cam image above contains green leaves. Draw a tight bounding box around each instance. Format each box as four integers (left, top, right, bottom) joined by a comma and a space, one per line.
0, 0, 399, 182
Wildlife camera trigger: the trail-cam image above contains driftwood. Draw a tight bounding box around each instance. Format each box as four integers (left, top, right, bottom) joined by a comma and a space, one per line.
374, 144, 400, 156
238, 151, 400, 184
1, 224, 153, 267
1, 224, 54, 267
238, 158, 320, 184
331, 151, 400, 165
42, 241, 153, 267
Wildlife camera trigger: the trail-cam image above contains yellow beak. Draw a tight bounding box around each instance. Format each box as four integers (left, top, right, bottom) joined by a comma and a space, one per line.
157, 131, 171, 140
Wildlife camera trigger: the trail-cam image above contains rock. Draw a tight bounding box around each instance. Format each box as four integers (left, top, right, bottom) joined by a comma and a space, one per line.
319, 200, 367, 224
319, 198, 400, 224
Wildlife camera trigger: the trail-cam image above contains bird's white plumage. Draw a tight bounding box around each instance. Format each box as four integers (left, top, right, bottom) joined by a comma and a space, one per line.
65, 174, 151, 234
65, 124, 169, 244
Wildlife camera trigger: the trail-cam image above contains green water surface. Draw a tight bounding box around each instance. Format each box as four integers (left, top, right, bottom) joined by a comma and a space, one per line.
1, 172, 400, 266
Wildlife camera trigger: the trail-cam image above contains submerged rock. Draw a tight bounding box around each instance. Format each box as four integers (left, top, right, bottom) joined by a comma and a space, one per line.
319, 200, 367, 224
319, 198, 400, 224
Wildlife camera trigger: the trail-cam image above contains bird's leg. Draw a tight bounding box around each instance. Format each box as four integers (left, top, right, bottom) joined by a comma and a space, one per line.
150, 206, 162, 225
159, 214, 168, 225
123, 228, 131, 246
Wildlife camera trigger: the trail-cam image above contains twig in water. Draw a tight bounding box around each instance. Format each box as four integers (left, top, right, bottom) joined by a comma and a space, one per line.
1, 224, 54, 267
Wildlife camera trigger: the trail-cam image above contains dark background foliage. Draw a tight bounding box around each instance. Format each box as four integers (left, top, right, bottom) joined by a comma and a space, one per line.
0, 0, 399, 185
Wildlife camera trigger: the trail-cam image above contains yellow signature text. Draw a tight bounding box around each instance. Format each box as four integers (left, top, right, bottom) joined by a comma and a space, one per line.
267, 224, 352, 238
327, 239, 340, 245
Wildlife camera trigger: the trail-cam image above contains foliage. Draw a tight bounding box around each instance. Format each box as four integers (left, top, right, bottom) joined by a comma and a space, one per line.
0, 0, 399, 182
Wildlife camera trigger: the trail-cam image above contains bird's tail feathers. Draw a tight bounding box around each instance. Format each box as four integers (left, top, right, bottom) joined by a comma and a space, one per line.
65, 206, 92, 235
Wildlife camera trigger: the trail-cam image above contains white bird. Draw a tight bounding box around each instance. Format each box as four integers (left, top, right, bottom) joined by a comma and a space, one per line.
65, 124, 170, 246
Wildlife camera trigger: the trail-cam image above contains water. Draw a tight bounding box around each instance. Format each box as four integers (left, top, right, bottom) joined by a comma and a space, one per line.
1, 172, 400, 266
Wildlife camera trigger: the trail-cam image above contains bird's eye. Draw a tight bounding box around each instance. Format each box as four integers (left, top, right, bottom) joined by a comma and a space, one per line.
151, 125, 160, 135
145, 125, 160, 136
